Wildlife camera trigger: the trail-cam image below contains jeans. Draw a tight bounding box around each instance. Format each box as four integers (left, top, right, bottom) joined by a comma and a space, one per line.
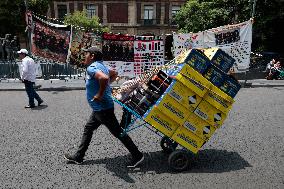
75, 108, 141, 159
24, 80, 42, 106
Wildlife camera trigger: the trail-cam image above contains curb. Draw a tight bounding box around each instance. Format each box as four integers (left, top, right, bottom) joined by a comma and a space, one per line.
0, 87, 85, 91
249, 84, 284, 88
0, 85, 123, 91
0, 82, 284, 91
240, 82, 284, 88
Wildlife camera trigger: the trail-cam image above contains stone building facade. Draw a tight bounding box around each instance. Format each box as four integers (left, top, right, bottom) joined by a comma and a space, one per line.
47, 0, 187, 35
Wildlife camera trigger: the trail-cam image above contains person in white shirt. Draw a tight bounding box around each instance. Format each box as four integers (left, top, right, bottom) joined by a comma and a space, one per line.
17, 49, 43, 108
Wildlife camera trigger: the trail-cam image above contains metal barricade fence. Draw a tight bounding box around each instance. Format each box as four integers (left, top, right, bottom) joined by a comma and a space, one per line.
0, 60, 20, 79
0, 59, 85, 80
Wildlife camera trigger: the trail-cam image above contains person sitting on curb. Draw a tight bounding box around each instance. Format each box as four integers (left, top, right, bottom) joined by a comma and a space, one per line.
270, 61, 283, 80
265, 59, 276, 80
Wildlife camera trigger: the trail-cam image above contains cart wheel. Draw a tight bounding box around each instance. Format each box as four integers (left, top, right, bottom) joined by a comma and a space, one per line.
160, 136, 178, 154
168, 150, 190, 172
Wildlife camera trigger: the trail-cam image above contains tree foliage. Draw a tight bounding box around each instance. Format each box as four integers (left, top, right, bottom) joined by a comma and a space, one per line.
251, 0, 284, 53
0, 0, 50, 36
64, 11, 109, 32
28, 0, 50, 15
175, 0, 250, 33
174, 0, 284, 54
0, 0, 25, 36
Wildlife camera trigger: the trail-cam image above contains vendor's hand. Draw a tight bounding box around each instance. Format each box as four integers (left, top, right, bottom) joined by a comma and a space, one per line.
92, 95, 103, 102
115, 76, 121, 81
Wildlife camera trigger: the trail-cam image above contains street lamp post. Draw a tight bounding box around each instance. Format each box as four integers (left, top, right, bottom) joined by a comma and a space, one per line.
23, 0, 32, 54
251, 0, 257, 18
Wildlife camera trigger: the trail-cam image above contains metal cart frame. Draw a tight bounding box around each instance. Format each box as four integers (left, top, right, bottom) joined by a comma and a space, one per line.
113, 97, 195, 171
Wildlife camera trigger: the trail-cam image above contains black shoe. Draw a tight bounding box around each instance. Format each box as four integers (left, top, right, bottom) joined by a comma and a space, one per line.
25, 105, 35, 108
64, 153, 84, 164
38, 100, 44, 106
127, 153, 144, 168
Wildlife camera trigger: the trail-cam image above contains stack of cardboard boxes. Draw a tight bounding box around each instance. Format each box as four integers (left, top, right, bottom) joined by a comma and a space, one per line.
143, 48, 241, 154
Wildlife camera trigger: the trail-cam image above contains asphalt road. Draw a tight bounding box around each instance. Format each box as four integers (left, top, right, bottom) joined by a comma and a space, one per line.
0, 87, 283, 188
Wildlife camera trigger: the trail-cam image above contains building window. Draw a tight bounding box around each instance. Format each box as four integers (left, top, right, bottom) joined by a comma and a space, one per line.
171, 5, 180, 25
86, 4, 96, 18
171, 5, 181, 18
58, 4, 67, 20
144, 5, 154, 25
144, 5, 154, 19
107, 3, 128, 23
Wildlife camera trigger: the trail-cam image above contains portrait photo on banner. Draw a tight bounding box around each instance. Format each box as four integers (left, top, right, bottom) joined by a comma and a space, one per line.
102, 33, 135, 77
67, 30, 102, 67
102, 33, 134, 62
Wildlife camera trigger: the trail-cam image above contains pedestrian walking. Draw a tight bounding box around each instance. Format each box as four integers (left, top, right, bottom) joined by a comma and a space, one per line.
17, 49, 44, 108
64, 46, 144, 168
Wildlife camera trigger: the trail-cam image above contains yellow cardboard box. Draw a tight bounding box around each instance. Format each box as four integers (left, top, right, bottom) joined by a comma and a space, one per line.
168, 80, 202, 112
182, 112, 216, 141
204, 85, 234, 114
172, 126, 206, 154
184, 49, 211, 74
203, 47, 235, 73
144, 106, 179, 137
194, 100, 227, 128
176, 65, 212, 97
156, 94, 190, 125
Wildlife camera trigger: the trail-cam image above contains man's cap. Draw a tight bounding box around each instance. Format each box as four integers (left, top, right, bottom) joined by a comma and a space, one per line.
82, 46, 102, 54
17, 49, 29, 55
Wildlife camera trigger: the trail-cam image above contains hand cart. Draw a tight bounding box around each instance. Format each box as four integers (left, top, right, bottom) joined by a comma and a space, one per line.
112, 48, 238, 171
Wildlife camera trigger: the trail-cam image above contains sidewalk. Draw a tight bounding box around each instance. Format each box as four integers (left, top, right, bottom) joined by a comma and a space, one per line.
0, 77, 126, 91
239, 79, 284, 88
0, 78, 284, 91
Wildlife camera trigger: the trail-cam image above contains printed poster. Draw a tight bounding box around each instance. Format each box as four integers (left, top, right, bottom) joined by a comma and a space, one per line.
134, 36, 164, 76
203, 20, 252, 70
31, 15, 71, 64
173, 19, 253, 71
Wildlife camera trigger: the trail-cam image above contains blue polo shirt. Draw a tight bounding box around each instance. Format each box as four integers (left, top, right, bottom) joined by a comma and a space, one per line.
86, 61, 114, 111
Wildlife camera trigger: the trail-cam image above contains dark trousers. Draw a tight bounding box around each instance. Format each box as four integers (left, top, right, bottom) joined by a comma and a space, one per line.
75, 108, 141, 159
120, 107, 132, 129
24, 80, 42, 106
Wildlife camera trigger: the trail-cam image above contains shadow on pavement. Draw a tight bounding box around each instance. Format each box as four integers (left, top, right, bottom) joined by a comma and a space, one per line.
83, 149, 251, 183
84, 155, 136, 183
31, 104, 48, 110
188, 149, 252, 173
